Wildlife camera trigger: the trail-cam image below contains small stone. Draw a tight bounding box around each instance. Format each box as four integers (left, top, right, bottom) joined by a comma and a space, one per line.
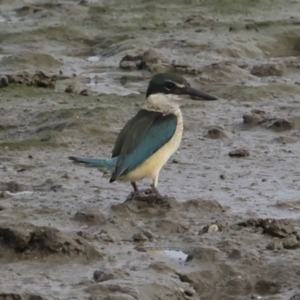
282, 234, 299, 249
79, 89, 89, 96
184, 290, 194, 297
142, 230, 157, 240
266, 240, 283, 251
243, 109, 267, 125
119, 48, 169, 72
93, 270, 114, 282
229, 149, 250, 157
205, 126, 228, 139
199, 225, 209, 234
132, 232, 148, 242
207, 224, 218, 233
65, 85, 74, 93
0, 76, 9, 87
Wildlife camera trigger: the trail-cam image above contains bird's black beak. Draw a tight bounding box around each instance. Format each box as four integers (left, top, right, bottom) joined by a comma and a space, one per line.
180, 86, 218, 101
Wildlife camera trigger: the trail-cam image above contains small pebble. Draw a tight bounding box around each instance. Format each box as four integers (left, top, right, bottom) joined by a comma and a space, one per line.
208, 224, 219, 233
93, 270, 114, 282
132, 232, 148, 242
229, 149, 250, 157
65, 85, 74, 93
79, 89, 89, 96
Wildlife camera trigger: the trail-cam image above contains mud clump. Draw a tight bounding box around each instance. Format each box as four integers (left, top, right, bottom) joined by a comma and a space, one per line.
119, 49, 169, 73
229, 148, 250, 157
243, 110, 295, 131
0, 71, 57, 89
93, 268, 125, 282
73, 207, 106, 225
205, 126, 229, 139
112, 195, 179, 217
238, 218, 296, 237
263, 118, 294, 131
0, 222, 101, 260
243, 109, 268, 125
0, 293, 46, 300
251, 63, 284, 77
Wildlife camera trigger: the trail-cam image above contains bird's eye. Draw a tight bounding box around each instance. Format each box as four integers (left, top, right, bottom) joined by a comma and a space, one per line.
165, 82, 175, 90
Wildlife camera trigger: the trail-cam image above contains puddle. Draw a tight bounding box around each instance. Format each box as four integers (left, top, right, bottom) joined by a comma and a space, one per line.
147, 249, 188, 261
87, 56, 101, 63
4, 191, 34, 197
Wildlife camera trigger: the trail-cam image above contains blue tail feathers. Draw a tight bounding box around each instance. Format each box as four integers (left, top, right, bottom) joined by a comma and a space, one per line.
69, 156, 117, 173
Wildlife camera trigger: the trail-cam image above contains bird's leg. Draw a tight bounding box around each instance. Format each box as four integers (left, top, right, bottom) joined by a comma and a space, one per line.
126, 182, 139, 200
150, 184, 163, 199
128, 182, 152, 197
125, 178, 164, 202
131, 182, 138, 192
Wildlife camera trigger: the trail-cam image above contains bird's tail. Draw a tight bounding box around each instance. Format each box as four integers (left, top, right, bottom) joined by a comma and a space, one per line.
69, 156, 117, 173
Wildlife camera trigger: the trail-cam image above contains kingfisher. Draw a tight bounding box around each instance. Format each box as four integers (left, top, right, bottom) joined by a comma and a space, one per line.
69, 73, 217, 199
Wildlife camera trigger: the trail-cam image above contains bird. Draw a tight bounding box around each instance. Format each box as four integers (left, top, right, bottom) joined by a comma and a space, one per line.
69, 73, 217, 199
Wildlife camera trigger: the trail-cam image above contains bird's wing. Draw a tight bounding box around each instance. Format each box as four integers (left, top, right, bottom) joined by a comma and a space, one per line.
111, 109, 156, 158
112, 109, 177, 179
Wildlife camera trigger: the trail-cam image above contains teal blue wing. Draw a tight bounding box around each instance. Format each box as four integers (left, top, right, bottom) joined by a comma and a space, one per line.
111, 109, 156, 158
111, 110, 177, 180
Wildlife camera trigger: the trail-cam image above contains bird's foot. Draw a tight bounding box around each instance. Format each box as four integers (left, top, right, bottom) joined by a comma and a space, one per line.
125, 188, 166, 204
125, 189, 153, 201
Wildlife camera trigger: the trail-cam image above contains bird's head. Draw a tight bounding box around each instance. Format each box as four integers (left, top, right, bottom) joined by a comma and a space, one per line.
146, 73, 218, 101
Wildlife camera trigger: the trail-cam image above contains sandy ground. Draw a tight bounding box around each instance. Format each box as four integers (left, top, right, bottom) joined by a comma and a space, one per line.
1, 0, 300, 299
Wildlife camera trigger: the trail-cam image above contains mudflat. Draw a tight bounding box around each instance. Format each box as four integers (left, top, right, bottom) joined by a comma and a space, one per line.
1, 0, 300, 299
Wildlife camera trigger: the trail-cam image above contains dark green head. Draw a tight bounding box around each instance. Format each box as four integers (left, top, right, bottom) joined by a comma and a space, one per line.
146, 73, 218, 100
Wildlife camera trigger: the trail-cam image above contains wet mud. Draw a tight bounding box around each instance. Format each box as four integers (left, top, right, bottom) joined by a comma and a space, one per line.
1, 0, 300, 299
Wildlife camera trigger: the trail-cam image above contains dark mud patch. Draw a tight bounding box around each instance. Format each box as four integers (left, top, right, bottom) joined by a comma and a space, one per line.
0, 293, 46, 300
0, 222, 101, 261
238, 218, 297, 238
242, 110, 300, 132
0, 71, 57, 89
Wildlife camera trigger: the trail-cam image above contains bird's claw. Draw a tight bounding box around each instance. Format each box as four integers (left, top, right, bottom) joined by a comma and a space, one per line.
125, 188, 163, 202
